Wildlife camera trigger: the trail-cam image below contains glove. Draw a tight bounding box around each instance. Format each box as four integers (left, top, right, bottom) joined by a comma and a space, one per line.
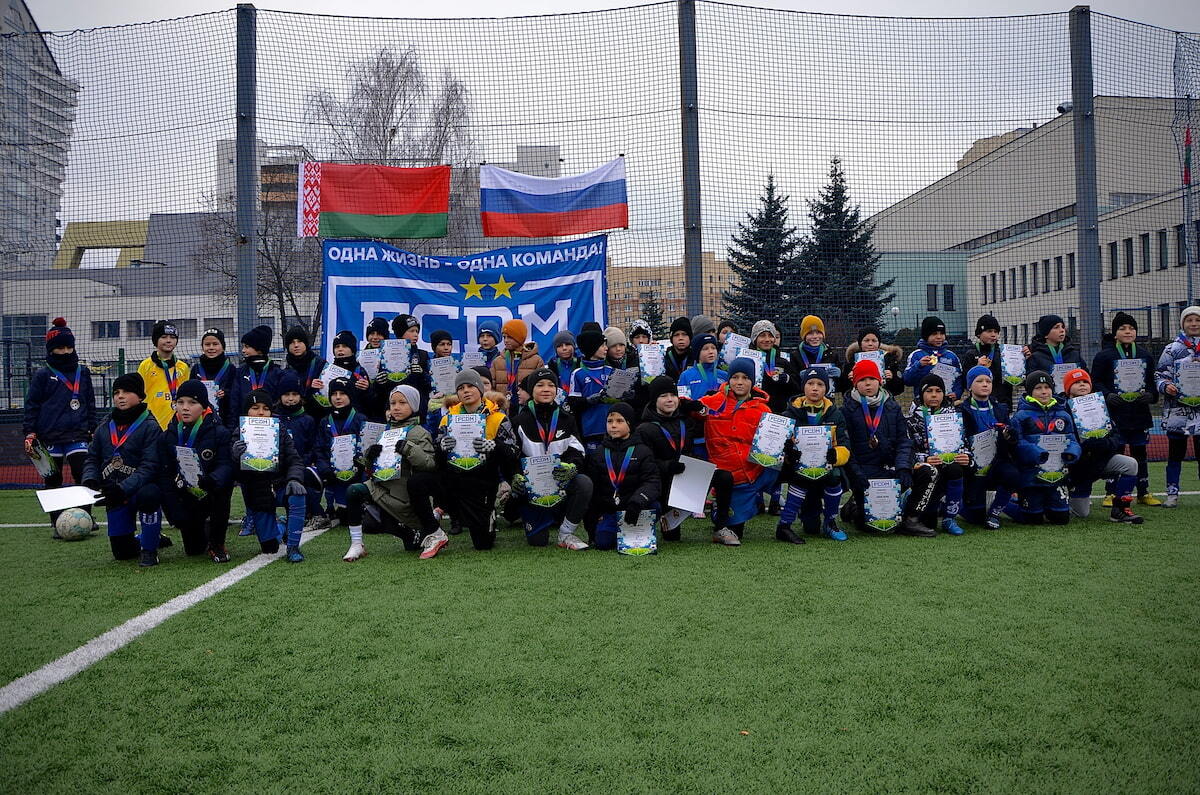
826, 448, 839, 465
472, 438, 496, 455
896, 468, 913, 491
552, 462, 577, 484
373, 371, 392, 386
1105, 393, 1124, 410
1138, 392, 1155, 404
285, 480, 306, 496
82, 478, 102, 492
197, 474, 215, 491
1001, 426, 1017, 445
623, 508, 642, 525
769, 370, 788, 383
408, 364, 424, 375
394, 438, 408, 456
364, 444, 382, 463
586, 389, 608, 405
511, 473, 528, 497
231, 439, 247, 459
667, 461, 686, 475
100, 483, 126, 506
439, 435, 457, 452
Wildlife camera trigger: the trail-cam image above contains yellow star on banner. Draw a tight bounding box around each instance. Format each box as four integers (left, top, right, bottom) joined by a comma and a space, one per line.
490, 275, 516, 299
461, 276, 485, 299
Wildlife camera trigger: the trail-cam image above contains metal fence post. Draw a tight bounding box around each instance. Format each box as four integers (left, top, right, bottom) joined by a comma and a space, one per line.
1069, 5, 1102, 362
678, 0, 703, 318
236, 4, 258, 340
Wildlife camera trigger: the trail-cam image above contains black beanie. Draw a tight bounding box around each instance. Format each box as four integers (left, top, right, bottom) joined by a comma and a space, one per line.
365, 317, 390, 339
240, 324, 273, 354
580, 321, 603, 335
670, 316, 693, 337
201, 327, 226, 348
647, 375, 678, 405
920, 316, 946, 340
1036, 314, 1065, 340
577, 329, 606, 359
856, 327, 882, 347
919, 373, 946, 394
112, 372, 146, 400
243, 388, 273, 414
1111, 311, 1138, 336
524, 367, 557, 396
717, 320, 738, 335
175, 378, 209, 409
430, 329, 453, 348
45, 317, 75, 355
391, 314, 419, 338
1025, 370, 1054, 392
975, 314, 1001, 336
328, 377, 352, 396
332, 330, 358, 354
284, 326, 310, 348
151, 320, 178, 344
607, 401, 636, 429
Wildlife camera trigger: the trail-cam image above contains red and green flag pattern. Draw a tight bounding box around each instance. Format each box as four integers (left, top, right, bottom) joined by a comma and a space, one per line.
297, 162, 450, 239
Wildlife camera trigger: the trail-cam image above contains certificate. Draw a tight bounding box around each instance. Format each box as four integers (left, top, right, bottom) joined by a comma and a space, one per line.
1176, 361, 1200, 407
792, 424, 832, 479
359, 421, 387, 453
749, 413, 794, 468
1069, 392, 1112, 439
460, 347, 487, 369
202, 380, 221, 415
970, 429, 997, 475
371, 427, 409, 481
315, 363, 350, 406
638, 344, 665, 382
930, 362, 960, 394
448, 413, 486, 470
617, 509, 658, 556
926, 411, 965, 463
330, 434, 359, 482
854, 350, 886, 378
666, 455, 717, 514
864, 478, 902, 533
1051, 363, 1074, 396
176, 446, 203, 493
677, 384, 692, 399
722, 333, 751, 365
429, 356, 459, 395
1114, 358, 1146, 400
239, 416, 280, 472
522, 454, 564, 507
358, 347, 382, 379
380, 339, 411, 382
1000, 345, 1026, 385
1036, 433, 1068, 483
738, 349, 765, 386
27, 439, 57, 478
606, 367, 637, 399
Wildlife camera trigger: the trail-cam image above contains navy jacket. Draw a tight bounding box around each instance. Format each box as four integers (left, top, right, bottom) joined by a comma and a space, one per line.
1009, 396, 1083, 489
1027, 338, 1086, 376
189, 354, 238, 427
841, 389, 912, 481
314, 407, 365, 482
584, 434, 661, 513
82, 407, 162, 496
23, 361, 97, 445
1090, 339, 1157, 434
158, 414, 234, 492
227, 360, 285, 427
277, 403, 319, 467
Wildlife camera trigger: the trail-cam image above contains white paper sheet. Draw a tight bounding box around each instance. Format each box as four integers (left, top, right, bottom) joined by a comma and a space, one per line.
429, 356, 459, 395
36, 486, 101, 513
176, 446, 202, 488
666, 455, 717, 513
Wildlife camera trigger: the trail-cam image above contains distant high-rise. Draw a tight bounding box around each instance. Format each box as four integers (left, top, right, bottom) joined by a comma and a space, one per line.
0, 0, 78, 269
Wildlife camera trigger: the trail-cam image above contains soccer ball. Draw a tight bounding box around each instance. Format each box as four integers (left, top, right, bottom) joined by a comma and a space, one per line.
55, 508, 95, 541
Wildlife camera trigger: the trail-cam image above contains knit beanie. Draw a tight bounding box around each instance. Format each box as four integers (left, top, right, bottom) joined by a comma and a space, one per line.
553, 330, 576, 348
524, 367, 558, 396
391, 313, 420, 338
691, 333, 718, 359
201, 327, 226, 348
151, 320, 178, 344
669, 316, 692, 338
1110, 312, 1138, 336
240, 324, 273, 354
629, 319, 651, 339
919, 373, 946, 394
478, 319, 501, 344
690, 314, 716, 337
328, 377, 352, 397
580, 321, 603, 335
1182, 306, 1200, 327
244, 388, 273, 413
856, 327, 882, 347
276, 369, 302, 396
717, 320, 738, 335
45, 317, 75, 354
850, 358, 881, 385
577, 328, 606, 359
284, 326, 310, 348
975, 314, 1001, 336
607, 401, 636, 429
390, 384, 420, 412
604, 326, 627, 348
175, 378, 209, 409
332, 330, 358, 354
751, 320, 779, 344
1062, 368, 1091, 394
502, 318, 528, 345
799, 366, 830, 394
455, 367, 485, 393
365, 317, 390, 339
728, 356, 756, 382
1036, 314, 1065, 340
647, 375, 678, 405
112, 372, 146, 400
1024, 370, 1053, 392
966, 365, 993, 388
920, 316, 946, 340
430, 329, 453, 348
800, 315, 825, 338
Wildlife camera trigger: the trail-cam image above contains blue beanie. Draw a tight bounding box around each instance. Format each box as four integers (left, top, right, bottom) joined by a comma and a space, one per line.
276, 369, 302, 396
728, 356, 756, 382
966, 365, 992, 388
799, 366, 830, 393
691, 333, 718, 359
478, 320, 501, 343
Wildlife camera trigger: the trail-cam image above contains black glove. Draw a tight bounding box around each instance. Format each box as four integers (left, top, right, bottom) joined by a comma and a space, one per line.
394, 438, 408, 456
83, 478, 101, 492
826, 448, 839, 465
100, 483, 126, 506
364, 444, 383, 463
197, 474, 215, 491
231, 439, 247, 459
409, 364, 424, 375
897, 469, 913, 491
667, 461, 686, 475
373, 371, 392, 386
1001, 426, 1017, 445
623, 508, 642, 525
1105, 393, 1124, 410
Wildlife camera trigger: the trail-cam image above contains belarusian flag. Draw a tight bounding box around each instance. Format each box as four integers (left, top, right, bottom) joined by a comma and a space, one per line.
297, 162, 450, 239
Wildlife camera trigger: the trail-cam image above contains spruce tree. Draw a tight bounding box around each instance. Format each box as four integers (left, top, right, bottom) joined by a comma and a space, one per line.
722, 174, 805, 334
640, 290, 667, 339
796, 157, 894, 340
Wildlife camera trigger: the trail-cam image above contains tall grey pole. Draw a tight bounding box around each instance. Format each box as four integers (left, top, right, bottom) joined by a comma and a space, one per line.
678, 0, 703, 317
1070, 6, 1102, 362
236, 4, 258, 339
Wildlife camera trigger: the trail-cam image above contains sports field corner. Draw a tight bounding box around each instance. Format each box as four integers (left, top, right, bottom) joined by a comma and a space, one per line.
1, 469, 1199, 792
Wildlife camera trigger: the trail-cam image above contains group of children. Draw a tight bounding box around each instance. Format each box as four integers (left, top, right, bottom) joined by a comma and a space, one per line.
22, 304, 1200, 566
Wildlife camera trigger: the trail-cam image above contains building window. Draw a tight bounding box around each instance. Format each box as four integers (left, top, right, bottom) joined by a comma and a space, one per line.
1161, 303, 1173, 339
92, 321, 120, 339
203, 317, 234, 334
1124, 237, 1134, 277
999, 272, 1006, 302
1042, 259, 1051, 292
1031, 262, 1039, 295
980, 276, 988, 305
2, 314, 48, 349
1019, 264, 1028, 297
1140, 233, 1151, 274
1009, 268, 1017, 298
1068, 253, 1076, 288
926, 284, 938, 312
1159, 229, 1169, 270
129, 320, 157, 339
1002, 327, 1009, 343
1021, 323, 1029, 342
167, 319, 198, 339
990, 273, 998, 302
943, 284, 955, 312
1177, 225, 1187, 266
1055, 256, 1064, 290
1108, 241, 1119, 279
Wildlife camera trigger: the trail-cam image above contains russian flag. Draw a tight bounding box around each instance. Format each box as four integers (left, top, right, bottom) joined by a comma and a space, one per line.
480, 157, 628, 238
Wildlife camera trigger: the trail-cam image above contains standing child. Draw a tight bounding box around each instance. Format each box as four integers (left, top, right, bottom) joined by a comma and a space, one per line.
283, 326, 328, 419
842, 326, 905, 396
329, 329, 373, 414
491, 318, 544, 407
1155, 305, 1200, 507
1027, 314, 1086, 378
23, 318, 96, 532
81, 374, 166, 566
1091, 312, 1159, 505
664, 317, 693, 380
426, 329, 456, 418
568, 328, 614, 450
274, 370, 325, 532
1008, 371, 1082, 525
1060, 368, 1144, 524
190, 327, 237, 428
677, 333, 728, 399
229, 324, 283, 415
628, 319, 652, 349
231, 389, 308, 561
583, 402, 661, 551
958, 365, 1020, 529
138, 320, 191, 430
391, 314, 431, 415
793, 315, 842, 385
158, 380, 235, 561
777, 367, 851, 542
314, 378, 364, 528
903, 374, 970, 536
903, 316, 963, 401
477, 319, 502, 366
960, 315, 1011, 406
547, 330, 580, 399
751, 319, 798, 413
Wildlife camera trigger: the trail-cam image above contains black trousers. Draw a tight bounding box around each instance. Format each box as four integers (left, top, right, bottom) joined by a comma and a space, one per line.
163, 487, 234, 555
45, 450, 86, 527
905, 463, 963, 524
441, 470, 499, 550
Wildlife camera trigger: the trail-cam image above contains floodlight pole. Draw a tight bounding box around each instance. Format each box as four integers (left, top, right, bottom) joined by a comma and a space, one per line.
679, 0, 703, 317
1069, 5, 1102, 362
236, 4, 258, 339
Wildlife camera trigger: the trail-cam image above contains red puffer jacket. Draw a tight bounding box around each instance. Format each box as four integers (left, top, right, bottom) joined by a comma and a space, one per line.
699, 384, 773, 485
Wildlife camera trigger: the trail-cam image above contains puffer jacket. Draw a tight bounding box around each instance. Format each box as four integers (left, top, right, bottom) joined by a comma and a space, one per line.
698, 384, 773, 485
365, 418, 437, 526
1009, 396, 1082, 488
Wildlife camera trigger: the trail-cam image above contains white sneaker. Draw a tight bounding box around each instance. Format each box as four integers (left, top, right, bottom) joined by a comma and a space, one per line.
1163, 493, 1180, 508
557, 533, 589, 551
419, 529, 448, 559
342, 542, 367, 562
712, 527, 741, 546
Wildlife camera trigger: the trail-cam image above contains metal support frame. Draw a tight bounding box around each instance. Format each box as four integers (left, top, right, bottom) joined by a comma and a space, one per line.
236, 4, 258, 340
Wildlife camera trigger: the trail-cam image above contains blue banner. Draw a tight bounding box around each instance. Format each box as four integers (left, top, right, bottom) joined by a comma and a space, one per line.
320, 236, 608, 360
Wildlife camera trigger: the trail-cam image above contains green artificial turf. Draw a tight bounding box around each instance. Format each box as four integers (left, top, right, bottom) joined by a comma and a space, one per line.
1, 467, 1199, 791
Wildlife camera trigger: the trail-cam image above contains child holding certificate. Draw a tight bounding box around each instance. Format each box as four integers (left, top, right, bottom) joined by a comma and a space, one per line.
345, 385, 443, 561
958, 366, 1019, 530
1155, 305, 1200, 507
583, 402, 661, 551
960, 315, 1012, 406
841, 359, 914, 534
1060, 369, 1144, 524
904, 374, 970, 536
777, 368, 851, 543
903, 316, 963, 401
314, 378, 364, 528
793, 315, 842, 390
1027, 315, 1086, 390
189, 327, 237, 427
390, 314, 431, 415
229, 325, 283, 422
283, 326, 328, 420
274, 371, 326, 533
327, 330, 372, 414
748, 320, 798, 413
1008, 371, 1081, 526
510, 368, 593, 550
567, 329, 614, 450
232, 389, 308, 561
158, 380, 234, 561
842, 327, 904, 396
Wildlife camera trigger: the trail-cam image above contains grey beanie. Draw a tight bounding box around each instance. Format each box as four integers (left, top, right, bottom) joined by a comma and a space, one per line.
454, 367, 485, 393
390, 384, 421, 412
604, 326, 627, 347
691, 314, 716, 337
751, 319, 779, 343
552, 329, 576, 348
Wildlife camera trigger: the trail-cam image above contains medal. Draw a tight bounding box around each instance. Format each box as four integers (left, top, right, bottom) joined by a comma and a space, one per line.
869, 437, 879, 449
48, 364, 83, 408
613, 491, 621, 507
70, 399, 81, 410
605, 447, 634, 509
111, 454, 123, 469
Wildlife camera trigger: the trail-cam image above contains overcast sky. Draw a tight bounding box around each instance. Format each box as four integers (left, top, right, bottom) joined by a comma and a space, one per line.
30, 0, 1200, 34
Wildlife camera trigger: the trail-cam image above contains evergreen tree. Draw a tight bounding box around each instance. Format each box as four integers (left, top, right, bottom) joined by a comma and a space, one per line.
795, 157, 894, 339
722, 174, 806, 334
640, 290, 667, 339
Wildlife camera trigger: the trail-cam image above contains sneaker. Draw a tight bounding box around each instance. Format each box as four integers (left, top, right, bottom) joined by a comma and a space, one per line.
985, 515, 1002, 530
775, 524, 806, 545
899, 516, 937, 538
286, 545, 305, 563
208, 546, 231, 563
943, 518, 965, 536
1137, 493, 1163, 506
238, 516, 254, 536
557, 533, 589, 551
1163, 493, 1180, 508
822, 519, 848, 542
156, 534, 173, 549
712, 527, 741, 546
343, 542, 367, 562
138, 549, 158, 567
1110, 497, 1144, 525
419, 530, 448, 559
1101, 494, 1114, 508
448, 517, 463, 535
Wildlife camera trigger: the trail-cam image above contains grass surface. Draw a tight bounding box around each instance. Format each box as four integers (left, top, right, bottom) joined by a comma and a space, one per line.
2, 466, 1199, 792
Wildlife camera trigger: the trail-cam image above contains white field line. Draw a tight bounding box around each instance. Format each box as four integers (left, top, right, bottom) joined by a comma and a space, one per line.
0, 526, 329, 715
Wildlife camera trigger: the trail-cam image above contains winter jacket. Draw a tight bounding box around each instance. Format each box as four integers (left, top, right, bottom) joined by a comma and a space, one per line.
906, 403, 968, 461
277, 403, 319, 467
548, 355, 581, 394
138, 353, 191, 430
284, 350, 330, 420
233, 416, 305, 511
677, 361, 728, 399
958, 396, 1013, 466
189, 354, 238, 425
314, 406, 365, 483
228, 359, 285, 422
755, 347, 800, 413
779, 396, 850, 484
1090, 338, 1157, 434
841, 389, 912, 481
584, 433, 661, 514
959, 341, 1012, 405
513, 400, 586, 467
633, 401, 706, 482
365, 418, 437, 527
698, 384, 773, 485
663, 345, 693, 380
1155, 334, 1200, 436
23, 356, 96, 446
82, 405, 162, 497
903, 340, 963, 398
1027, 337, 1086, 380
491, 347, 546, 405
1009, 396, 1082, 488
435, 397, 519, 480
568, 358, 616, 439
842, 342, 905, 396
158, 413, 234, 492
